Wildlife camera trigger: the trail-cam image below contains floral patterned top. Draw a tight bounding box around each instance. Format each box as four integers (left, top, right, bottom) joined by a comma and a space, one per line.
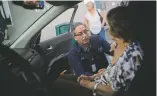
94, 41, 144, 91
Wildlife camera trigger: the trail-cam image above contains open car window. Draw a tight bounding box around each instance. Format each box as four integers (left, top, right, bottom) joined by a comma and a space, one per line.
40, 8, 75, 42
2, 1, 53, 46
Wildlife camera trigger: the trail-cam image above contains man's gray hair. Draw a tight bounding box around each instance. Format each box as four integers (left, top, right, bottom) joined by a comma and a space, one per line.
71, 22, 87, 36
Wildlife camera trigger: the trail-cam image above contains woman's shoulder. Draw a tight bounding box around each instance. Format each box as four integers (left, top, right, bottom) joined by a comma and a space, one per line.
124, 41, 144, 61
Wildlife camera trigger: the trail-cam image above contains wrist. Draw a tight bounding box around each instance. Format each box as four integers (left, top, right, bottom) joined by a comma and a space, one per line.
87, 82, 100, 92
88, 82, 95, 90
93, 83, 99, 92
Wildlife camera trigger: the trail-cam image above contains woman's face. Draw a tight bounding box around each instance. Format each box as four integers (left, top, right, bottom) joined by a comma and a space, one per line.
108, 26, 125, 47
87, 3, 94, 11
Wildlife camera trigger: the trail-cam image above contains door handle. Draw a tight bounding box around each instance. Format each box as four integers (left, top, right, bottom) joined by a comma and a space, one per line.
46, 45, 53, 51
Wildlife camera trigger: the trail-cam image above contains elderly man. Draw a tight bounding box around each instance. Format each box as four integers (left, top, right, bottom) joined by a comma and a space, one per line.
68, 22, 113, 76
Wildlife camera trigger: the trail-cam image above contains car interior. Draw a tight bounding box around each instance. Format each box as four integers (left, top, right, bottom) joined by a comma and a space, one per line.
0, 1, 156, 96
0, 1, 82, 96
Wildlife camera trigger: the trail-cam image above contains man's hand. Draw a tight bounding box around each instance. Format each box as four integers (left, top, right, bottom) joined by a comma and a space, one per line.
77, 74, 96, 83
79, 79, 95, 89
98, 68, 105, 75
77, 74, 89, 83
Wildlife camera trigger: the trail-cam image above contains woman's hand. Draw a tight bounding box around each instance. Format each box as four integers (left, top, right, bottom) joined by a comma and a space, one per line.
77, 75, 93, 89
88, 74, 99, 80
77, 68, 106, 83
77, 74, 89, 82
101, 24, 104, 28
89, 69, 105, 80
79, 79, 95, 89
77, 73, 102, 83
110, 42, 117, 52
77, 74, 95, 82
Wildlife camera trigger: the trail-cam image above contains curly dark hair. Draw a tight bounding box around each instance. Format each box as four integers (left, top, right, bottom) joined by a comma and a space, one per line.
107, 6, 135, 42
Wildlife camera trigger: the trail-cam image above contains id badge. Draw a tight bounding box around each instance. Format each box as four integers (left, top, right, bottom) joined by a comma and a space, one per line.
91, 64, 96, 72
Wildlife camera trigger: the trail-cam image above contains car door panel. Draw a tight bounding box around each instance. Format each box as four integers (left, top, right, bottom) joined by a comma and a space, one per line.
36, 32, 72, 62
36, 5, 78, 64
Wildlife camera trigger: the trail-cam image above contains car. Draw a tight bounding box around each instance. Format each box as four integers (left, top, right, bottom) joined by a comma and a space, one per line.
0, 1, 155, 96
0, 1, 81, 96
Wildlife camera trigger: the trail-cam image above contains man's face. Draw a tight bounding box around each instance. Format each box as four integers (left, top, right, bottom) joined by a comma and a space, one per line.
74, 25, 90, 46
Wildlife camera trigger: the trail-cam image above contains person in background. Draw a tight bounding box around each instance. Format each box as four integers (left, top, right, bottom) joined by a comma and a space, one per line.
84, 1, 106, 40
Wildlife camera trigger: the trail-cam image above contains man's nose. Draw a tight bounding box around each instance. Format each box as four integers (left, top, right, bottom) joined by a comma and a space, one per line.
82, 33, 87, 38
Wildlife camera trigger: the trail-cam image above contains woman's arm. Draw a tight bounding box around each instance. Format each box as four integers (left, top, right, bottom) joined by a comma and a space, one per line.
84, 18, 89, 27
100, 11, 106, 27
77, 68, 105, 81
79, 79, 114, 96
90, 82, 114, 96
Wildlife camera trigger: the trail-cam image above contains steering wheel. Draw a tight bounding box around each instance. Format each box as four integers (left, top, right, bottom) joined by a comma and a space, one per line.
0, 44, 50, 96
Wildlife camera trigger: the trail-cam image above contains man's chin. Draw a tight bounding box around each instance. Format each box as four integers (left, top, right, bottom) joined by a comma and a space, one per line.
83, 40, 89, 45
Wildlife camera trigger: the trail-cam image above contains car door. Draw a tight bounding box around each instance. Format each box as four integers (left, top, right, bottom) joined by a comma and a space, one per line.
34, 5, 78, 66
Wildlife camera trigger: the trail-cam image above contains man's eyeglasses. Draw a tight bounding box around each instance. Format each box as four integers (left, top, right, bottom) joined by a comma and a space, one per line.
74, 29, 90, 37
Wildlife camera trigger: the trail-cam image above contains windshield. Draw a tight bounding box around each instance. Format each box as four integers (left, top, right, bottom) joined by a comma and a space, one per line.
2, 1, 53, 46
